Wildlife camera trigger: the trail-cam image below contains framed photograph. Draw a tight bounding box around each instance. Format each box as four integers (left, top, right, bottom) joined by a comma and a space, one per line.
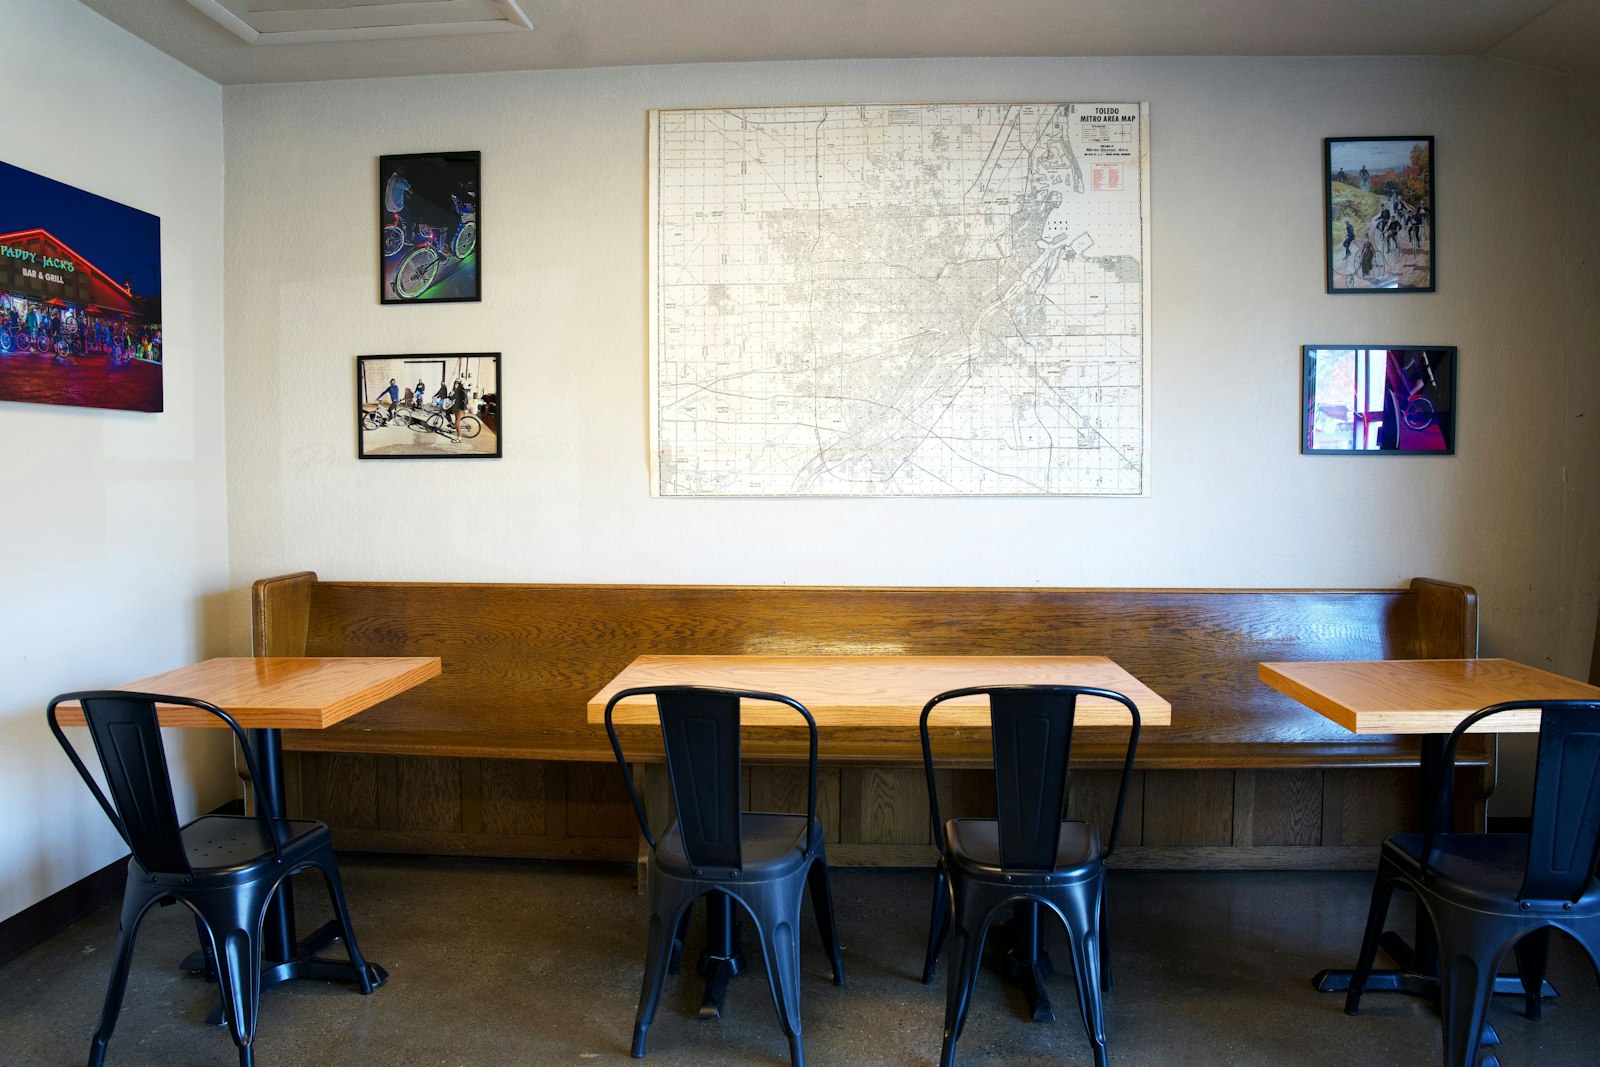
0, 159, 163, 412
1324, 136, 1433, 293
379, 151, 479, 304
357, 353, 500, 459
1301, 346, 1455, 455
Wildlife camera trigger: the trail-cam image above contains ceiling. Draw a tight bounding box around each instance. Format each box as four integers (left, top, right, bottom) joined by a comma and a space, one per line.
75, 0, 1600, 85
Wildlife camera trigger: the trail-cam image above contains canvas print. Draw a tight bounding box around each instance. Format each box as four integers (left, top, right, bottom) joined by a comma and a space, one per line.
1325, 137, 1433, 292
380, 152, 479, 303
0, 160, 162, 412
1302, 346, 1454, 454
357, 353, 500, 459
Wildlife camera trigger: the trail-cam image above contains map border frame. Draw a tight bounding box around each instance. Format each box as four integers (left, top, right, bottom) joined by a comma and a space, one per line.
647, 101, 1152, 498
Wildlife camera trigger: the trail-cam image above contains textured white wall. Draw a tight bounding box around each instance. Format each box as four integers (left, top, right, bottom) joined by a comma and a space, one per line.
0, 0, 233, 922
222, 58, 1599, 804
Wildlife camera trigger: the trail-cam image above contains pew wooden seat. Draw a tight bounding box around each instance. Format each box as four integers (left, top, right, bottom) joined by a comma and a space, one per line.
257, 572, 1488, 870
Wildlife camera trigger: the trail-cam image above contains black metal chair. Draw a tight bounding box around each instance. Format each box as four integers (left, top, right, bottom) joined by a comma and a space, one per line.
1346, 699, 1600, 1066
919, 685, 1140, 1067
48, 691, 380, 1067
604, 686, 844, 1067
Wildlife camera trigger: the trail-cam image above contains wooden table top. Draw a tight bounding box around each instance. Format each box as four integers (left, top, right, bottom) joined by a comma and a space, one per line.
52, 657, 442, 730
1258, 658, 1600, 735
588, 655, 1169, 728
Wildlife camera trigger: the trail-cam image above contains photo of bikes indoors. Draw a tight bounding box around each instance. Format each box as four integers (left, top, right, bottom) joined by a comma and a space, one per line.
380, 151, 479, 304
1301, 345, 1455, 454
0, 159, 163, 413
357, 353, 500, 459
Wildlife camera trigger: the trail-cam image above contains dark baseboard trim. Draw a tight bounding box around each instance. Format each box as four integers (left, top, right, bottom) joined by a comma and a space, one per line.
0, 798, 245, 968
0, 857, 126, 967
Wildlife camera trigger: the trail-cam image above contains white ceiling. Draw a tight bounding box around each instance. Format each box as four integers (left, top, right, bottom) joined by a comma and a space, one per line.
74, 0, 1600, 85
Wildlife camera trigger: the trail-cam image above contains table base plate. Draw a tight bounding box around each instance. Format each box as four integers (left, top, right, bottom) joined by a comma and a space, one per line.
182, 918, 387, 1026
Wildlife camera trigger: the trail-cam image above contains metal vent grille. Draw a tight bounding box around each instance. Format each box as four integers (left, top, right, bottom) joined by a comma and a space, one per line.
187, 0, 533, 45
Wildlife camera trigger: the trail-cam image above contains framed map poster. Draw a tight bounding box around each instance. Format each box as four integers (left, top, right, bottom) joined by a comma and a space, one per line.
647, 102, 1151, 497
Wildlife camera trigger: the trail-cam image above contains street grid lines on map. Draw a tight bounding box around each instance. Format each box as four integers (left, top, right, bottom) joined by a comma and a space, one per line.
648, 102, 1150, 497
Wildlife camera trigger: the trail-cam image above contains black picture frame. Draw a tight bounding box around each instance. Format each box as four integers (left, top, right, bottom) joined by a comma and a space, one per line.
1301, 345, 1455, 455
379, 151, 480, 304
357, 353, 501, 459
1324, 136, 1433, 293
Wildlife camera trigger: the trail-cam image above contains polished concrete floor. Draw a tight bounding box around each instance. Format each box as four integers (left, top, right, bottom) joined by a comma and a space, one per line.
1, 857, 1596, 1066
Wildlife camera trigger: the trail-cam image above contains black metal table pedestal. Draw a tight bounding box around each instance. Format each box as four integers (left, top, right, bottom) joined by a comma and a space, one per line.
1002, 902, 1056, 1022
182, 727, 387, 1021
1312, 735, 1555, 1047
693, 893, 746, 1021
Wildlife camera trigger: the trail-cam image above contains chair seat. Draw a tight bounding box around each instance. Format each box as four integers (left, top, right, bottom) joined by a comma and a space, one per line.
1385, 833, 1600, 912
655, 812, 819, 879
946, 818, 1101, 878
131, 815, 330, 885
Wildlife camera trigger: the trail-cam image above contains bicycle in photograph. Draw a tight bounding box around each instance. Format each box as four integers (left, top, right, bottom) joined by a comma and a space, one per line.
0, 324, 36, 355
361, 402, 423, 432
391, 193, 477, 300
422, 404, 481, 441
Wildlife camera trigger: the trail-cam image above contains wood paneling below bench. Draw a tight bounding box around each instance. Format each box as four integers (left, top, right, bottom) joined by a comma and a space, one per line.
257, 573, 1487, 870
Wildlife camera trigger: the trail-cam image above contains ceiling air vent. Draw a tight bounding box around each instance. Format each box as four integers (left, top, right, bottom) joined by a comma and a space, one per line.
186, 0, 534, 45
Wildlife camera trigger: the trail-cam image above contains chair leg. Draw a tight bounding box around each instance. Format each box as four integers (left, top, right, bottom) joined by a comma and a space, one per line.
318, 857, 377, 994
1436, 925, 1500, 1067
756, 913, 805, 1067
923, 864, 950, 985
87, 890, 151, 1067
940, 908, 990, 1067
1345, 873, 1398, 1015
632, 887, 690, 1058
1065, 907, 1108, 1067
204, 895, 266, 1067
806, 856, 845, 986
1513, 927, 1551, 1021
1098, 879, 1112, 994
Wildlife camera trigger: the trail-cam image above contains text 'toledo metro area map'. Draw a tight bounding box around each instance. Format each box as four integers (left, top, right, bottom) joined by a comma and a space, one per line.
649, 102, 1149, 497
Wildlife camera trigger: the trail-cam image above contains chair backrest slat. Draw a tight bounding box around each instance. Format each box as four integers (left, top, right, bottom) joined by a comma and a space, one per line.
990, 688, 1078, 870
49, 690, 280, 876
658, 689, 744, 872
1524, 704, 1600, 901
85, 698, 190, 874
922, 684, 1141, 866
603, 685, 821, 874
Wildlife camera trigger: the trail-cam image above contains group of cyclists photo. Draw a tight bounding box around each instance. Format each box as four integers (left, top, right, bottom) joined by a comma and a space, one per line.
356, 354, 500, 459
0, 294, 161, 365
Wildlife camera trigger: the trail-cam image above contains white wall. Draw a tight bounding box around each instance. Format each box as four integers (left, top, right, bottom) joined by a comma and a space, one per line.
0, 0, 233, 923
223, 58, 1599, 806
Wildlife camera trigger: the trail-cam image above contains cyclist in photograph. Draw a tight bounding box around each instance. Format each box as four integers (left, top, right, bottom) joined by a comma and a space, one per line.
377, 377, 402, 418
1342, 219, 1356, 258
1384, 215, 1402, 253
414, 380, 427, 407
450, 379, 470, 440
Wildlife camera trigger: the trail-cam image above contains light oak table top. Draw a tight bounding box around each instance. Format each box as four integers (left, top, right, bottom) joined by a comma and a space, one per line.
1258, 658, 1600, 735
52, 657, 442, 730
588, 655, 1169, 728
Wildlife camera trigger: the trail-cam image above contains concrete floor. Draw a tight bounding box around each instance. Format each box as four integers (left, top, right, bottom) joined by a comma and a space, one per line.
1, 857, 1596, 1066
